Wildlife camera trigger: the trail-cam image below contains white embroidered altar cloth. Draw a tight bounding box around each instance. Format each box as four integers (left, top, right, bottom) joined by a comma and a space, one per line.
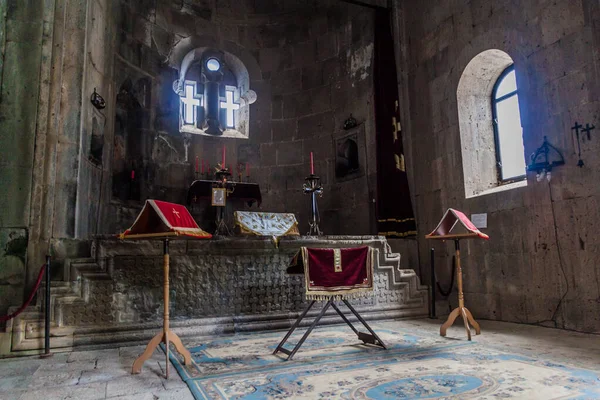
234, 211, 299, 243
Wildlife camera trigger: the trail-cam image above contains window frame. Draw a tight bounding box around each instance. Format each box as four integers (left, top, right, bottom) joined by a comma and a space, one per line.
491, 64, 526, 184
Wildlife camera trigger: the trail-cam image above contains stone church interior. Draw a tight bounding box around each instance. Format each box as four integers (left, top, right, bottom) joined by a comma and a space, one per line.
0, 0, 599, 398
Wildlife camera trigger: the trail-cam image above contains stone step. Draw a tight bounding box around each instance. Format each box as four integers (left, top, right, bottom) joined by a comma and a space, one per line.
54, 296, 85, 305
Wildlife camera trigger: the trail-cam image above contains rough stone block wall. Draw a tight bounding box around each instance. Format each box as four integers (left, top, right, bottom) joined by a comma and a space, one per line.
101, 0, 379, 237
0, 0, 46, 318
0, 0, 383, 329
396, 0, 600, 332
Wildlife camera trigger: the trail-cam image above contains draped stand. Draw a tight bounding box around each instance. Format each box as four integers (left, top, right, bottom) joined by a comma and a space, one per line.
131, 236, 192, 378
274, 246, 386, 360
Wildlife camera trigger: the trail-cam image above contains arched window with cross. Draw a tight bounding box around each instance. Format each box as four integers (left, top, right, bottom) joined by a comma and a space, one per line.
176, 50, 252, 138
172, 44, 258, 139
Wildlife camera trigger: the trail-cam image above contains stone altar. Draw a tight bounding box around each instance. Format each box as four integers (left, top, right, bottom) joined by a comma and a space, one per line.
2, 236, 427, 357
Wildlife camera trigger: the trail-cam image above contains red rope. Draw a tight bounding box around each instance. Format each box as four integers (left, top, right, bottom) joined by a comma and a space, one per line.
0, 264, 47, 323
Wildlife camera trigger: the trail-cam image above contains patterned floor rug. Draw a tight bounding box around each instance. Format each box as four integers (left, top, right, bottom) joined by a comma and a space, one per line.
165, 322, 600, 399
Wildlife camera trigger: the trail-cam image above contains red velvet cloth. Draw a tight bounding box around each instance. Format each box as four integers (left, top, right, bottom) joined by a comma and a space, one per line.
120, 199, 212, 239
152, 200, 199, 231
304, 247, 373, 299
428, 208, 489, 240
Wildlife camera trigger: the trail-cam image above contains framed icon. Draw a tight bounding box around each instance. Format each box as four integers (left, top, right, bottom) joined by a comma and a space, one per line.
211, 188, 226, 207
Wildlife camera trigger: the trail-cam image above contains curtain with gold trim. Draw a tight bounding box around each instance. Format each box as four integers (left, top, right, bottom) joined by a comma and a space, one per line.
373, 9, 417, 238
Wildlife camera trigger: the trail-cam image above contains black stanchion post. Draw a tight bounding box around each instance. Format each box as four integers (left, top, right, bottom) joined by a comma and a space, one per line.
41, 255, 52, 358
430, 248, 436, 319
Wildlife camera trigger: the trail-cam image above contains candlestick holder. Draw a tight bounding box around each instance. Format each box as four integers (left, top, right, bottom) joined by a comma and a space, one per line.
303, 174, 323, 236
213, 168, 235, 236
215, 168, 232, 183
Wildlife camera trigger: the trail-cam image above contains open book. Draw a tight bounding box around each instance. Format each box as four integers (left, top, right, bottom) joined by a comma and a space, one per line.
426, 208, 489, 240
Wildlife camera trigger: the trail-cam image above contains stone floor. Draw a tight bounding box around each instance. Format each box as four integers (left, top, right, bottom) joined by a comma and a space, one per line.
0, 318, 598, 399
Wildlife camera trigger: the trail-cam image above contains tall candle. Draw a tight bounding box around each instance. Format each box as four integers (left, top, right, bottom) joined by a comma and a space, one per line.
310, 152, 314, 175
131, 170, 135, 180
195, 156, 199, 172
222, 145, 226, 167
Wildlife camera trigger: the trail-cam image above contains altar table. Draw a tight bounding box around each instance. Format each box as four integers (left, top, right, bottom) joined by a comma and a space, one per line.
187, 180, 262, 206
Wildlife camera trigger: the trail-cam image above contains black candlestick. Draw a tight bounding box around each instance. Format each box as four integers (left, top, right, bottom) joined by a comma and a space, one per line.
213, 168, 235, 236
303, 174, 323, 236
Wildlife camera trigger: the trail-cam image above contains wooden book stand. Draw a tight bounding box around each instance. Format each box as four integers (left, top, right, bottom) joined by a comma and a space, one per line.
127, 236, 192, 379
426, 208, 488, 341
426, 235, 481, 340
119, 200, 211, 378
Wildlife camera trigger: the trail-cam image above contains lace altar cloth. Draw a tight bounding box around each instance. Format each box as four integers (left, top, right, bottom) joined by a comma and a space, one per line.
234, 211, 299, 243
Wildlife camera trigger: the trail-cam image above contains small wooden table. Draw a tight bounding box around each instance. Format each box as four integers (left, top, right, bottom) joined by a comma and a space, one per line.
426, 233, 482, 341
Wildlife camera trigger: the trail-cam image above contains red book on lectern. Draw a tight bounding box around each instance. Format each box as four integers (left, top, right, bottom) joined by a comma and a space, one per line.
120, 200, 212, 239
427, 208, 489, 240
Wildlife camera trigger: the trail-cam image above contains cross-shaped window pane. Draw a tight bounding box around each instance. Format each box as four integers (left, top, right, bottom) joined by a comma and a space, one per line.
181, 82, 202, 125
220, 89, 240, 128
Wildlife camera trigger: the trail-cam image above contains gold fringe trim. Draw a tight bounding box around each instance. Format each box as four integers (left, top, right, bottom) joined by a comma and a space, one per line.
377, 217, 415, 223
378, 230, 418, 237
305, 290, 374, 302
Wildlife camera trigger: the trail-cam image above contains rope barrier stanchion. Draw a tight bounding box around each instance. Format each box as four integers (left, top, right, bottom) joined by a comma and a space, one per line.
40, 255, 52, 358
0, 259, 53, 358
0, 263, 46, 323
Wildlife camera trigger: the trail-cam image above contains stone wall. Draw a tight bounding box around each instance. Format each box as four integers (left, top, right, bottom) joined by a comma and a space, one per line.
0, 0, 383, 329
101, 0, 379, 237
395, 0, 600, 332
0, 0, 46, 319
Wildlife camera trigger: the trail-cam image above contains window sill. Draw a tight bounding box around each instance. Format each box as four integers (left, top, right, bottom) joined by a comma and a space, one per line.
180, 125, 248, 139
467, 179, 527, 198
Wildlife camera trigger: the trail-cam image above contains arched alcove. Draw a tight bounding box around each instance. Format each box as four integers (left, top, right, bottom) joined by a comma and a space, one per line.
457, 49, 527, 198
172, 46, 257, 139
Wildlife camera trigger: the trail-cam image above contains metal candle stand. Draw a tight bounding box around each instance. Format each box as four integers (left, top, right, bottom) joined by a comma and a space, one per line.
214, 169, 235, 235
303, 174, 323, 236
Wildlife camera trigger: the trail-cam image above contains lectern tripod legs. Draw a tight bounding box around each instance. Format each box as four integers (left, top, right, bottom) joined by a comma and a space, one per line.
439, 239, 481, 341
132, 239, 192, 378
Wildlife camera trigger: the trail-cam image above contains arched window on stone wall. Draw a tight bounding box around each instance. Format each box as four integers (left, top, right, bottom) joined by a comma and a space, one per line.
173, 48, 256, 139
457, 50, 527, 198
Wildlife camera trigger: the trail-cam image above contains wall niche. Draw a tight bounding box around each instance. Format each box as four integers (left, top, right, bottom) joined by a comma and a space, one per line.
111, 70, 152, 202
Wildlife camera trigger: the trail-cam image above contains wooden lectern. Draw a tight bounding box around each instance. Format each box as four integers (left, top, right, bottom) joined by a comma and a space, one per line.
120, 200, 212, 378
426, 208, 489, 341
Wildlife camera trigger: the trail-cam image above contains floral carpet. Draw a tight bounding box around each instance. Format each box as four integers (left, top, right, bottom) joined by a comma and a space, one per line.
165, 321, 600, 399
